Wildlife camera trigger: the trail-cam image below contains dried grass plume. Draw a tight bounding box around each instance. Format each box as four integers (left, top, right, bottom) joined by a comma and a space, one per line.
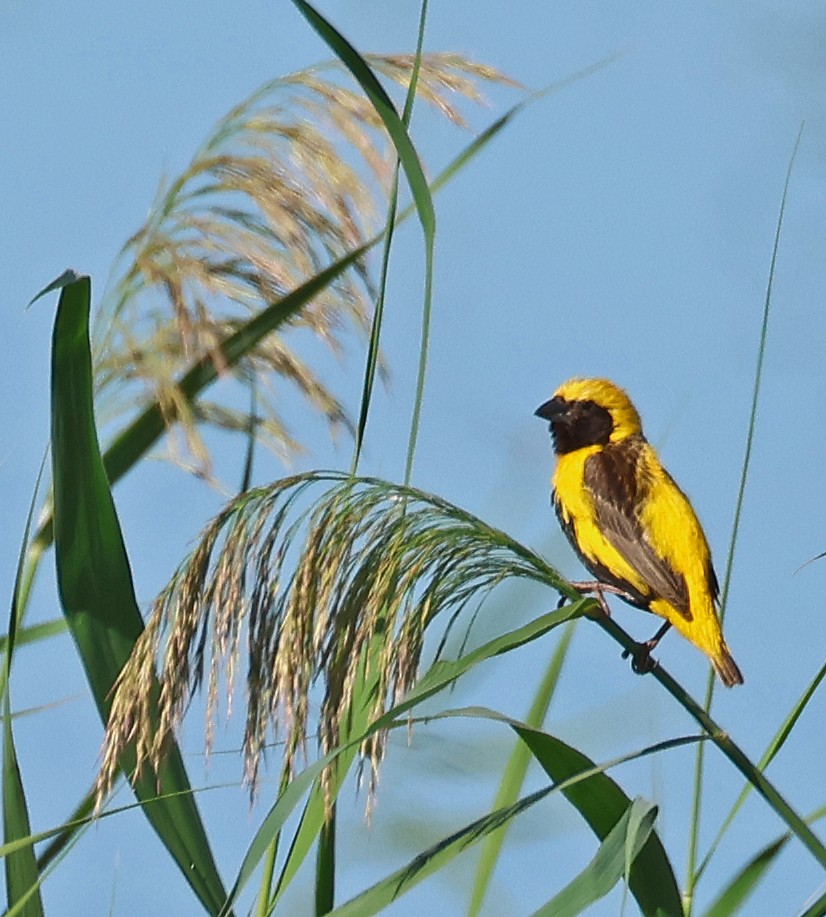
92, 55, 520, 478
96, 473, 557, 808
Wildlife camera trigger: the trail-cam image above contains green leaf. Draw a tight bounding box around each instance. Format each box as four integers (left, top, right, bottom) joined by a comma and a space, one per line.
2, 452, 49, 915
515, 726, 684, 917
329, 784, 557, 917
49, 274, 229, 915
290, 0, 434, 237
701, 838, 786, 917
697, 657, 826, 884
324, 719, 695, 917
226, 605, 586, 913
0, 619, 67, 655
530, 798, 658, 917
468, 624, 575, 917
271, 645, 386, 911
2, 712, 43, 917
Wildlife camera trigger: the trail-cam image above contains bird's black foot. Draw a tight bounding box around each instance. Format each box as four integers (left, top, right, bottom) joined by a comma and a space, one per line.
622, 640, 659, 674
621, 620, 672, 675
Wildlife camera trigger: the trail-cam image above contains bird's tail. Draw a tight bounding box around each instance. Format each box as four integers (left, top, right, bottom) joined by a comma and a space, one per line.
712, 643, 744, 687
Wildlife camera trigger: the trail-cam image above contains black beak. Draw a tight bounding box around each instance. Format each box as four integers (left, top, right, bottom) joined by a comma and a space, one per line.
535, 396, 568, 422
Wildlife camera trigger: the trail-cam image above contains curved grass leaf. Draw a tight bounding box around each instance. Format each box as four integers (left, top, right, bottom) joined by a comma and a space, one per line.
3, 458, 48, 916
696, 657, 826, 886
222, 607, 586, 914
289, 0, 437, 484
687, 123, 806, 898
1, 713, 44, 917
266, 602, 588, 912
701, 837, 786, 917
290, 0, 434, 237
530, 798, 657, 917
515, 724, 684, 917
467, 623, 576, 917
321, 714, 695, 917
48, 273, 229, 915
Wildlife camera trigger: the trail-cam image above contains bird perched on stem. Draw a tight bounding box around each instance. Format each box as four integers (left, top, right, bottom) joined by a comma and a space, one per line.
535, 377, 743, 687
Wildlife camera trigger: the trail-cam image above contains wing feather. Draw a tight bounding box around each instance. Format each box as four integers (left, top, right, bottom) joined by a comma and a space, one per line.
583, 439, 692, 619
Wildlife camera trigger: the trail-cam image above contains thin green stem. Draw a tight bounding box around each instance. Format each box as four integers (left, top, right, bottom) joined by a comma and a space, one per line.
683, 122, 804, 913
255, 844, 277, 917
402, 0, 432, 488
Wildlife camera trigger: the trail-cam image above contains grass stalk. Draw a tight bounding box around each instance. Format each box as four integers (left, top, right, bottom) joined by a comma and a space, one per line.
683, 123, 804, 912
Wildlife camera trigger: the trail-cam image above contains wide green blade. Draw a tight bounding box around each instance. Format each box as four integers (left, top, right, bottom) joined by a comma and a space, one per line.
2, 709, 43, 917
468, 624, 575, 917
701, 838, 785, 917
290, 0, 434, 237
328, 785, 557, 917
48, 273, 229, 915
530, 798, 658, 917
2, 453, 49, 915
515, 726, 684, 917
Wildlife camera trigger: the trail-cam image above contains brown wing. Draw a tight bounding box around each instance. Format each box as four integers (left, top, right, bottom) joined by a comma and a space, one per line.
583, 439, 691, 619
553, 491, 650, 609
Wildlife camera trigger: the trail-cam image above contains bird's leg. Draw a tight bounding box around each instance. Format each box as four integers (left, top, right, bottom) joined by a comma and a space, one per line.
622, 620, 672, 674
566, 581, 638, 618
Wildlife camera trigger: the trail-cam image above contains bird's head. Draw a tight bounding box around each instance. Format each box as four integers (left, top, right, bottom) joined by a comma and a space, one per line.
535, 377, 643, 455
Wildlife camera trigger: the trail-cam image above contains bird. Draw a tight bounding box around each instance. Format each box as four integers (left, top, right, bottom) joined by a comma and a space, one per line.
535, 377, 743, 686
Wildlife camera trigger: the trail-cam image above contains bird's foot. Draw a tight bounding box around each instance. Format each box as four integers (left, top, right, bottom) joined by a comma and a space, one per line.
621, 621, 671, 675
622, 639, 659, 674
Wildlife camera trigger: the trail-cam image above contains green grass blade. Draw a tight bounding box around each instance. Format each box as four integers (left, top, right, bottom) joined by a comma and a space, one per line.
288, 0, 437, 484
222, 736, 366, 913
468, 623, 575, 917
514, 724, 684, 917
48, 273, 229, 915
0, 619, 67, 655
325, 725, 695, 917
700, 838, 786, 917
529, 799, 658, 917
290, 0, 434, 237
2, 711, 43, 917
686, 123, 805, 909
224, 606, 586, 913
270, 648, 384, 911
2, 449, 50, 915
327, 785, 557, 917
696, 657, 826, 883
314, 806, 336, 916
35, 786, 96, 872
351, 2, 429, 473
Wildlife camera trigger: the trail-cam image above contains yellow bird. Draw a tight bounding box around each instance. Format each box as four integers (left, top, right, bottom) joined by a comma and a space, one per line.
535, 377, 743, 686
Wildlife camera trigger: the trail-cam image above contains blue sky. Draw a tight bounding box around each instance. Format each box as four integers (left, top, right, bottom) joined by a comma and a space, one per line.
4, 1, 826, 914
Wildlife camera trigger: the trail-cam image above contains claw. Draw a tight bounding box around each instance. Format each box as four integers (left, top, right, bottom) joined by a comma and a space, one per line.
621, 621, 672, 676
